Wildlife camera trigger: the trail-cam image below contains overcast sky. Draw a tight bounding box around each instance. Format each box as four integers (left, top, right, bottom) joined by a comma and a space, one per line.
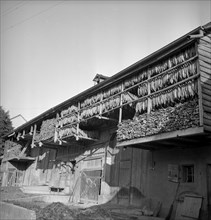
0, 0, 210, 128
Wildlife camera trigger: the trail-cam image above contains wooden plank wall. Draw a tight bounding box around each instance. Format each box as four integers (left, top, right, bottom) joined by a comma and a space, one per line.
198, 34, 211, 132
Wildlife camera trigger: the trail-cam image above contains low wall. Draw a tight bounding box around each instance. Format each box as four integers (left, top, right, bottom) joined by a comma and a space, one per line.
0, 201, 36, 220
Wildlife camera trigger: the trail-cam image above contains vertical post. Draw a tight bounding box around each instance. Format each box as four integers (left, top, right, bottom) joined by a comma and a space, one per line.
119, 83, 124, 123
103, 144, 108, 182
31, 124, 37, 148
54, 113, 59, 143
76, 102, 80, 140
99, 91, 103, 116
30, 126, 33, 135
147, 69, 151, 114
22, 130, 25, 138
195, 42, 204, 126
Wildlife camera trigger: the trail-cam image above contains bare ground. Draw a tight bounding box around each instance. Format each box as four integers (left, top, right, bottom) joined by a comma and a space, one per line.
0, 186, 146, 220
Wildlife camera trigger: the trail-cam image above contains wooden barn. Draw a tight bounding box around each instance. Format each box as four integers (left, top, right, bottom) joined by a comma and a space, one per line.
1, 22, 211, 219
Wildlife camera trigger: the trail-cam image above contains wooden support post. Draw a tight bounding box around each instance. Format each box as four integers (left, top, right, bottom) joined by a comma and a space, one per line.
147, 69, 151, 114
103, 144, 108, 181
76, 102, 80, 141
17, 132, 21, 141
31, 124, 37, 148
99, 91, 103, 116
195, 42, 204, 126
119, 83, 124, 123
22, 130, 25, 138
30, 126, 33, 135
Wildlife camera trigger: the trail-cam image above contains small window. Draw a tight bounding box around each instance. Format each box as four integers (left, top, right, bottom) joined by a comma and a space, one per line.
182, 165, 194, 183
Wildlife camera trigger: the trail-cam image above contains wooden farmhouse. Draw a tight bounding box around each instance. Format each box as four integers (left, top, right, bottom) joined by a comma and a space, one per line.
1, 22, 211, 219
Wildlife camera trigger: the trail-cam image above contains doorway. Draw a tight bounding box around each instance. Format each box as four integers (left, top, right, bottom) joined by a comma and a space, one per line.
80, 157, 102, 203
39, 147, 57, 185
117, 147, 132, 205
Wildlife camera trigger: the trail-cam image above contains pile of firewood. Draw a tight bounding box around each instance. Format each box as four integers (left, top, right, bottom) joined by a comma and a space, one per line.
3, 141, 22, 158
35, 118, 57, 142
117, 99, 199, 142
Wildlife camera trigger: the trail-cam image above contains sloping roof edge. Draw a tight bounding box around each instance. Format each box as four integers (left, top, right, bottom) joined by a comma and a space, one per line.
9, 22, 211, 135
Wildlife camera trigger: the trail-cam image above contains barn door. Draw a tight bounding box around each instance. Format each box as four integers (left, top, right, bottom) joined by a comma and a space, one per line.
80, 169, 102, 203
46, 149, 57, 183
39, 147, 57, 185
80, 157, 102, 203
117, 147, 132, 205
208, 164, 211, 220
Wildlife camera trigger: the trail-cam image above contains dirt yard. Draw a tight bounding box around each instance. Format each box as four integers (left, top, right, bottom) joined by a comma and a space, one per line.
0, 186, 114, 219
0, 186, 154, 220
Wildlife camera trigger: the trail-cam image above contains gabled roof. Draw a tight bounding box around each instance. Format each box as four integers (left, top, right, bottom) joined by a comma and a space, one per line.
8, 22, 211, 136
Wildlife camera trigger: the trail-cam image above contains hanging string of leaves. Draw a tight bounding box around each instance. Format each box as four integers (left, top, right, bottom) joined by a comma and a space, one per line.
124, 70, 148, 89
57, 114, 77, 128
58, 126, 77, 139
57, 126, 99, 140
103, 84, 122, 99
80, 92, 137, 119
55, 44, 197, 138
150, 46, 196, 77
149, 61, 197, 93
81, 93, 101, 108
60, 105, 78, 118
135, 79, 198, 114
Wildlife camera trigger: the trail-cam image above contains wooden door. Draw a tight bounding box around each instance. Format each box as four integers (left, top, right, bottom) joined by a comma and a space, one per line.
80, 158, 102, 203
46, 149, 57, 183
208, 164, 211, 220
80, 169, 102, 203
39, 147, 57, 185
117, 147, 132, 205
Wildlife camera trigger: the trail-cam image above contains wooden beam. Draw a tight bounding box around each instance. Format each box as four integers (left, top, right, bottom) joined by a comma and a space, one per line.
76, 135, 98, 142
94, 115, 118, 122
76, 102, 80, 141
204, 124, 211, 132
156, 140, 188, 148
204, 112, 211, 120
31, 124, 37, 148
204, 105, 211, 114
196, 50, 204, 126
119, 83, 124, 123
116, 127, 204, 147
199, 54, 211, 65
198, 48, 211, 59
199, 60, 211, 70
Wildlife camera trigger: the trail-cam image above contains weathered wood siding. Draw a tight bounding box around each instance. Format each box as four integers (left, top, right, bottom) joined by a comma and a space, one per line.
108, 146, 150, 206
198, 34, 211, 132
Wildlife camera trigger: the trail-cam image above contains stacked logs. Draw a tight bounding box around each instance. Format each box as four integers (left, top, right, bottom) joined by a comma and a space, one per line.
4, 141, 22, 159
117, 99, 199, 142
35, 118, 57, 142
